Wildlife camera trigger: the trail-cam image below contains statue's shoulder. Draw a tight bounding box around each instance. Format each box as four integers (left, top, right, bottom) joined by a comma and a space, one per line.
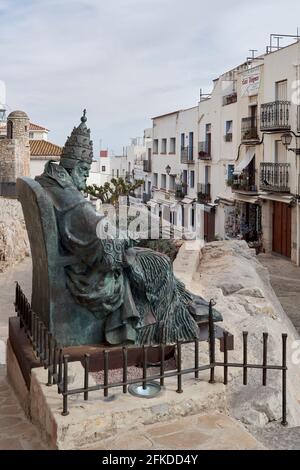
35, 161, 71, 188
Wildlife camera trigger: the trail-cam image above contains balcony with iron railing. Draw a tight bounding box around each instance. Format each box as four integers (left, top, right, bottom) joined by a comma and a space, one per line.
198, 141, 211, 160
197, 183, 211, 203
260, 162, 290, 193
241, 117, 259, 141
143, 160, 152, 172
230, 169, 257, 193
180, 146, 194, 164
260, 101, 290, 131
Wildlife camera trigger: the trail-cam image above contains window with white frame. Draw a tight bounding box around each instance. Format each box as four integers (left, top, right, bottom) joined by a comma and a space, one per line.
153, 139, 158, 154
161, 174, 166, 189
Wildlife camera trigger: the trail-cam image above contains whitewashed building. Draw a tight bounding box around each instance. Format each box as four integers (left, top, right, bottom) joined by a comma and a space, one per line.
140, 34, 300, 263
146, 107, 199, 232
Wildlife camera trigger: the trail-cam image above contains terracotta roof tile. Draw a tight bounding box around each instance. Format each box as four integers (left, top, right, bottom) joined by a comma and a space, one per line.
0, 122, 49, 132
30, 140, 62, 157
29, 122, 49, 131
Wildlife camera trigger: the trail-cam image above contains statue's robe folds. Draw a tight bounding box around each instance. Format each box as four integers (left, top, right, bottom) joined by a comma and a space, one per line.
36, 162, 222, 346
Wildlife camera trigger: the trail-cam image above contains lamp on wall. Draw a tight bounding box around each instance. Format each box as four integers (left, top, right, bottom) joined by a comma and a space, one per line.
281, 131, 300, 155
165, 165, 171, 175
281, 132, 293, 148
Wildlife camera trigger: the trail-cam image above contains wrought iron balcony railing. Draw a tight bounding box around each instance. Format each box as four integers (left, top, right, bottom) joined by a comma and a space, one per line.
231, 174, 257, 192
260, 101, 290, 131
197, 183, 211, 203
241, 117, 259, 141
198, 141, 211, 160
260, 162, 290, 193
143, 160, 152, 172
180, 146, 194, 163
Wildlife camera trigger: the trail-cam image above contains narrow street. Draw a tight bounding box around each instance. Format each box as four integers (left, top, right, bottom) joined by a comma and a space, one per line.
258, 253, 300, 335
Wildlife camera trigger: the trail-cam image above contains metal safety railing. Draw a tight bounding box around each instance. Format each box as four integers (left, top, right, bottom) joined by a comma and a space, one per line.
14, 282, 288, 425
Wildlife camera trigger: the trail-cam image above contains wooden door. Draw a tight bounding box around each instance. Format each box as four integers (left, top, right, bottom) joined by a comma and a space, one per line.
204, 210, 215, 242
272, 201, 291, 258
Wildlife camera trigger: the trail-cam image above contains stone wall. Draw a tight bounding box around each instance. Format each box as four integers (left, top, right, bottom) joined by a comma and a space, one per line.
0, 139, 16, 184
0, 197, 29, 272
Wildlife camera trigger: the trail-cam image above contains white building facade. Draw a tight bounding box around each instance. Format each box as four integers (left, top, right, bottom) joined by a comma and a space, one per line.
140, 36, 300, 263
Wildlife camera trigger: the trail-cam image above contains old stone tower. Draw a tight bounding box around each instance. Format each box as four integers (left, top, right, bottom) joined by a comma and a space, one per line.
0, 110, 30, 197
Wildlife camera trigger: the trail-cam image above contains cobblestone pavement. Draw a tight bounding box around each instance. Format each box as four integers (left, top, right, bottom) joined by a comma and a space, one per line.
0, 365, 49, 450
258, 253, 300, 335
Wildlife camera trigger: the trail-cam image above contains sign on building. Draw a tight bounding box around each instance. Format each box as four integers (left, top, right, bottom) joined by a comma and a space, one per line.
241, 67, 261, 96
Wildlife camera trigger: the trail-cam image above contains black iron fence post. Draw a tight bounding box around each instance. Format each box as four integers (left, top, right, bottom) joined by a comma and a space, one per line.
142, 346, 148, 391
62, 355, 70, 416
104, 351, 109, 398
122, 347, 128, 394
243, 331, 248, 385
176, 342, 183, 393
58, 348, 63, 387
281, 334, 288, 426
47, 333, 53, 386
160, 344, 165, 387
43, 327, 48, 369
208, 300, 215, 384
53, 340, 58, 384
223, 331, 228, 385
84, 354, 90, 401
195, 339, 199, 379
262, 333, 268, 386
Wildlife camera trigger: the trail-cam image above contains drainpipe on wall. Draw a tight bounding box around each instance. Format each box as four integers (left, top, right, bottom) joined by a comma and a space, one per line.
297, 202, 300, 267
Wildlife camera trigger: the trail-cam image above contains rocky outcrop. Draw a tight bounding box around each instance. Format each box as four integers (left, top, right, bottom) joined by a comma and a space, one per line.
0, 197, 30, 272
182, 240, 300, 429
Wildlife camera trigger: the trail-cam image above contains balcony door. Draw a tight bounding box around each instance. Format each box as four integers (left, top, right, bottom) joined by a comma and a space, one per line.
275, 80, 287, 101
204, 209, 215, 242
272, 201, 291, 258
188, 132, 194, 160
250, 104, 257, 124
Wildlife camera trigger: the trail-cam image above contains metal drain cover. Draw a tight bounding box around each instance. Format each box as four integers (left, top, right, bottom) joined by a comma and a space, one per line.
128, 382, 161, 398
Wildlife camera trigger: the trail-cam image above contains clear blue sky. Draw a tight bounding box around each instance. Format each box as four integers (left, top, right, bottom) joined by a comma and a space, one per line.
1, 0, 300, 154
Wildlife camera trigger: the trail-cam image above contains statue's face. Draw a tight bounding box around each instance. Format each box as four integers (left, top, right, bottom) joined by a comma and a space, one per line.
71, 162, 91, 190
